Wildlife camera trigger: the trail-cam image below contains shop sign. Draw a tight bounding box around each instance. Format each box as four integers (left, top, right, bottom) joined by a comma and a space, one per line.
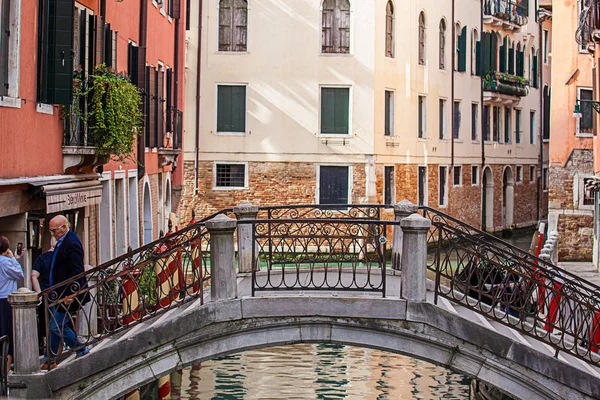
46, 189, 103, 213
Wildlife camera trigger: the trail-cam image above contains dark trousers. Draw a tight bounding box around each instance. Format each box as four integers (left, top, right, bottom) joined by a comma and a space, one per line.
0, 299, 13, 357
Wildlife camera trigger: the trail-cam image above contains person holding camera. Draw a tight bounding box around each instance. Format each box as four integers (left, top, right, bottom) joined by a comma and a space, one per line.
0, 235, 24, 371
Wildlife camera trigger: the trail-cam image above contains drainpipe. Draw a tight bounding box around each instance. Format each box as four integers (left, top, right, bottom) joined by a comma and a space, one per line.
538, 12, 546, 222
451, 0, 455, 168
194, 0, 203, 195
173, 3, 180, 172
480, 1, 485, 228
138, 0, 148, 178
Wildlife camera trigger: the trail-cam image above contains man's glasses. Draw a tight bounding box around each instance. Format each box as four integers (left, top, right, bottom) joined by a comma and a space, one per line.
49, 224, 65, 233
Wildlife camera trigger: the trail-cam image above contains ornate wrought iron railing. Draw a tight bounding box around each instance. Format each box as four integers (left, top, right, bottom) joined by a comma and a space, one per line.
483, 0, 528, 26
257, 204, 388, 220
0, 335, 8, 396
421, 207, 600, 366
38, 210, 234, 368
247, 218, 395, 296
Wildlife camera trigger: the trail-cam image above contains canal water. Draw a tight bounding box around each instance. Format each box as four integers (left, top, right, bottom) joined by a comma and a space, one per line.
163, 228, 535, 399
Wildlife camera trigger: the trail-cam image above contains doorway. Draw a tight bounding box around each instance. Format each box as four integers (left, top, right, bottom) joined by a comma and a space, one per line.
502, 167, 514, 230
143, 183, 152, 245
482, 167, 494, 231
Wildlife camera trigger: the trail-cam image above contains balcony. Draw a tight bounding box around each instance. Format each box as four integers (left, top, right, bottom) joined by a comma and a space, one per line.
577, 0, 600, 51
63, 112, 104, 172
483, 0, 528, 31
158, 109, 183, 167
483, 72, 529, 105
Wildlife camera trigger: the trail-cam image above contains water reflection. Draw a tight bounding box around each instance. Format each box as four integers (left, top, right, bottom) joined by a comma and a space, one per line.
172, 344, 471, 399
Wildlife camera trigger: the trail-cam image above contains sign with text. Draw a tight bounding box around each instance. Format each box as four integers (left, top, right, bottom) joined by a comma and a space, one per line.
46, 189, 103, 213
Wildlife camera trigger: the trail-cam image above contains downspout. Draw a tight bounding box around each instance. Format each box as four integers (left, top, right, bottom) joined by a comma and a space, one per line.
480, 0, 485, 228
538, 13, 543, 222
138, 0, 148, 178
194, 0, 203, 195
173, 3, 180, 172
451, 0, 455, 168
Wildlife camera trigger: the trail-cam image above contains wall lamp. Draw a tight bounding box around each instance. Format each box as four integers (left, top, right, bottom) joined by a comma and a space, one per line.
574, 99, 600, 118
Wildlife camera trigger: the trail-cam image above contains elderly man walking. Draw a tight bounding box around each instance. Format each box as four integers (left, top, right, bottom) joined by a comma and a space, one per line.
42, 215, 89, 369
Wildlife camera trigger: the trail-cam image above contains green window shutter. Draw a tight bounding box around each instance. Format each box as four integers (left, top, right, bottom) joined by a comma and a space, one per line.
499, 38, 507, 73
490, 33, 497, 73
321, 88, 349, 134
217, 86, 232, 132
482, 33, 491, 75
475, 40, 481, 76
532, 54, 538, 88
508, 47, 515, 75
517, 50, 524, 77
45, 0, 75, 105
231, 85, 246, 132
458, 26, 467, 72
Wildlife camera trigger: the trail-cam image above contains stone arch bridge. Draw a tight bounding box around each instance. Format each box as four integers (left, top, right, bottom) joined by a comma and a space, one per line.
7, 202, 600, 400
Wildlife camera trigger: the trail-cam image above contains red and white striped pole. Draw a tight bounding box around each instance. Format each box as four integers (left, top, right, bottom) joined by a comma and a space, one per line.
158, 375, 171, 400
124, 389, 140, 400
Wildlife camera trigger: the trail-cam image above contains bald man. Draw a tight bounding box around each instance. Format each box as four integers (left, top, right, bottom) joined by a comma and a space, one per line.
42, 215, 89, 369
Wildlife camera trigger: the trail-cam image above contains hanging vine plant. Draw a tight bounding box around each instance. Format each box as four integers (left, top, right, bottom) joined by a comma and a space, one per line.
66, 64, 143, 162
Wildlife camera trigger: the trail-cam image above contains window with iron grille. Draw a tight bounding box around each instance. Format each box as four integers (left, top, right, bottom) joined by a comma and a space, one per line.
215, 163, 246, 188
385, 1, 394, 58
218, 0, 248, 52
322, 0, 350, 54
418, 12, 426, 65
319, 166, 350, 205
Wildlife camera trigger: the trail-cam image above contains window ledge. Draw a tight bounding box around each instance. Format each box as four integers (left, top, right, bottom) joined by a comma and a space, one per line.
215, 51, 250, 55
516, 181, 523, 185
168, 16, 173, 23
543, 139, 550, 143
384, 56, 395, 61
152, 148, 158, 153
36, 103, 54, 115
417, 137, 427, 142
319, 134, 352, 138
484, 141, 492, 145
215, 131, 247, 136
212, 187, 249, 191
454, 139, 463, 143
0, 96, 22, 109
319, 53, 354, 57
439, 138, 449, 142
453, 184, 463, 188
472, 183, 480, 187
160, 9, 167, 16
471, 140, 480, 144
152, 1, 158, 7
576, 133, 594, 138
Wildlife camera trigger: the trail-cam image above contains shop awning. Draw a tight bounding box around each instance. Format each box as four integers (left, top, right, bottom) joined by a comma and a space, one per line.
29, 180, 103, 213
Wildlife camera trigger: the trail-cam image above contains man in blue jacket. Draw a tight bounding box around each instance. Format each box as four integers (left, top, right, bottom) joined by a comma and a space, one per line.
42, 215, 89, 369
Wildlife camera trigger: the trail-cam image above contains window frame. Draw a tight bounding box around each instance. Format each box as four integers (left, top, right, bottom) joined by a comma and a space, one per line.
516, 165, 523, 184
439, 18, 446, 70
321, 0, 352, 55
418, 165, 428, 206
471, 102, 479, 142
384, 165, 395, 204
577, 174, 596, 210
577, 87, 594, 137
504, 107, 512, 144
529, 110, 536, 145
385, 1, 394, 58
542, 166, 549, 191
439, 98, 447, 140
320, 85, 352, 137
515, 108, 522, 144
418, 94, 426, 139
0, 0, 20, 106
438, 165, 448, 207
317, 164, 353, 205
453, 165, 462, 187
471, 165, 479, 186
215, 83, 248, 136
217, 0, 249, 53
453, 100, 461, 140
418, 11, 426, 66
543, 29, 549, 64
483, 105, 491, 142
529, 165, 535, 184
471, 28, 479, 76
384, 89, 394, 136
213, 161, 249, 190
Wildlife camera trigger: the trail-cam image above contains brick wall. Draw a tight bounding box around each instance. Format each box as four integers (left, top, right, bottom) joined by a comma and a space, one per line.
548, 149, 593, 209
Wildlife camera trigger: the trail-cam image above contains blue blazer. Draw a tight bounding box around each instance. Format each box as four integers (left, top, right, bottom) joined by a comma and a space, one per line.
50, 231, 89, 310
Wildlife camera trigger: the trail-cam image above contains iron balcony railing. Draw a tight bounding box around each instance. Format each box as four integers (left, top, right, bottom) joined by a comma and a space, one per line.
483, 72, 530, 97
483, 0, 528, 27
577, 0, 600, 48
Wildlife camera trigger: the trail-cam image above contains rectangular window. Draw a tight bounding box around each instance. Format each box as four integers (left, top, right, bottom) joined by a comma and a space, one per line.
471, 165, 479, 185
385, 90, 394, 136
516, 166, 523, 183
483, 105, 490, 141
515, 109, 522, 143
493, 106, 500, 142
529, 166, 535, 183
582, 177, 595, 207
453, 101, 461, 139
530, 110, 536, 144
418, 166, 427, 206
215, 163, 246, 188
578, 87, 593, 135
543, 29, 549, 64
504, 107, 511, 144
439, 99, 447, 139
543, 167, 548, 191
0, 0, 10, 96
384, 166, 395, 204
217, 85, 247, 133
439, 166, 447, 206
319, 166, 350, 205
418, 95, 426, 138
471, 103, 478, 141
453, 166, 462, 186
321, 87, 350, 135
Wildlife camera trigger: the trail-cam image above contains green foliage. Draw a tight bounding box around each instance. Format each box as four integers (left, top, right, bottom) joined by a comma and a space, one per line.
67, 64, 143, 162
483, 71, 529, 86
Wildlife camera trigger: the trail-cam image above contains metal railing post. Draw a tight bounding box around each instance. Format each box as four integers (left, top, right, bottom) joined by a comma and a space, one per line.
400, 214, 431, 301
392, 200, 418, 271
206, 215, 238, 301
233, 202, 259, 274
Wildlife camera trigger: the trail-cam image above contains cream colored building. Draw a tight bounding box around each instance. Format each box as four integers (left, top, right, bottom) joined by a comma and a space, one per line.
182, 0, 546, 232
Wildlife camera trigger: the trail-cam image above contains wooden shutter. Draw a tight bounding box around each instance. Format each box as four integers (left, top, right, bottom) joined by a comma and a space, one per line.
171, 0, 181, 19
338, 0, 350, 54
508, 46, 515, 75
143, 65, 151, 148
231, 86, 246, 132
148, 67, 157, 148
475, 40, 481, 76
499, 38, 507, 73
418, 14, 425, 65
166, 68, 173, 132
94, 16, 105, 66
158, 69, 165, 147
490, 33, 497, 73
319, 166, 349, 205
104, 24, 113, 68
321, 88, 335, 133
233, 0, 247, 51
217, 85, 246, 132
322, 0, 334, 53
128, 44, 139, 84
481, 33, 491, 75
439, 22, 445, 69
321, 88, 349, 134
218, 0, 232, 51
458, 26, 467, 72
334, 88, 349, 133
77, 9, 88, 71
45, 0, 75, 105
520, 0, 529, 17
385, 2, 393, 57
532, 53, 538, 88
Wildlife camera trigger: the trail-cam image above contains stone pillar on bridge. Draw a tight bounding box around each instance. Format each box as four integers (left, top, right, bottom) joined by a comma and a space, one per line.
234, 201, 259, 274
400, 213, 431, 301
206, 214, 238, 301
392, 200, 418, 271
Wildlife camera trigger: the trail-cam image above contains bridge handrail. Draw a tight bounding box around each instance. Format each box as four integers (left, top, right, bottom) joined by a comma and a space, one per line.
429, 219, 600, 366
419, 206, 600, 293
257, 204, 392, 220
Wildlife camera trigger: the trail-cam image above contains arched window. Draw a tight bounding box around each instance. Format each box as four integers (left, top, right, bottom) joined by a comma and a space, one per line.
471, 28, 479, 75
454, 23, 461, 71
218, 0, 248, 52
418, 12, 426, 65
322, 0, 351, 54
385, 1, 394, 57
439, 19, 446, 69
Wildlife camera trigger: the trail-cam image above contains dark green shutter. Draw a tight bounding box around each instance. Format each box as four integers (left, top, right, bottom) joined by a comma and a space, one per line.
499, 38, 507, 73
334, 89, 349, 133
482, 33, 491, 75
475, 40, 481, 76
517, 50, 524, 77
490, 33, 497, 73
321, 88, 349, 134
321, 89, 335, 134
44, 0, 75, 105
217, 85, 246, 133
458, 26, 467, 72
532, 54, 538, 88
217, 86, 232, 132
166, 69, 173, 132
508, 46, 515, 74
